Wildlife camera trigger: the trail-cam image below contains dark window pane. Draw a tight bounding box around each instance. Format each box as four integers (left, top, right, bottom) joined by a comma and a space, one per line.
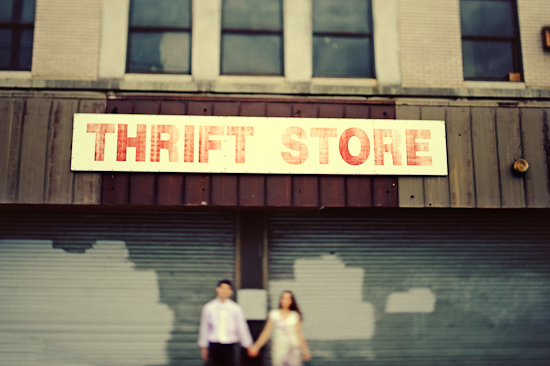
222, 0, 281, 29
18, 28, 33, 70
222, 34, 282, 74
130, 0, 191, 27
0, 0, 14, 22
313, 0, 371, 33
22, 0, 36, 23
462, 40, 516, 80
0, 29, 12, 68
129, 32, 190, 73
460, 0, 516, 37
313, 36, 373, 77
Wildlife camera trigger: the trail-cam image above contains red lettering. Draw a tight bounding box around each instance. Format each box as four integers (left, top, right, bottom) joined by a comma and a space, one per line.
311, 128, 337, 164
184, 125, 194, 163
406, 129, 432, 166
87, 123, 115, 161
151, 125, 180, 162
199, 126, 223, 163
227, 126, 254, 163
374, 129, 402, 166
117, 124, 147, 162
281, 127, 309, 165
339, 128, 370, 165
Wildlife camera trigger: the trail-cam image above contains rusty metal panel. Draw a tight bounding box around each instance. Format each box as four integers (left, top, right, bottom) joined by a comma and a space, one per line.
266, 102, 292, 117
344, 104, 370, 119
268, 210, 550, 365
318, 103, 344, 118
319, 176, 346, 207
345, 176, 372, 207
446, 107, 476, 208
18, 98, 52, 203
210, 174, 239, 206
370, 104, 395, 119
184, 174, 211, 205
421, 106, 450, 208
188, 100, 214, 115
520, 108, 550, 207
45, 99, 79, 204
238, 175, 265, 206
471, 107, 501, 208
266, 175, 292, 206
129, 174, 157, 205
495, 107, 525, 208
133, 99, 160, 114
160, 100, 187, 115
292, 103, 318, 118
0, 98, 24, 203
396, 105, 425, 207
73, 99, 106, 204
372, 177, 398, 207
213, 100, 240, 116
240, 101, 266, 117
0, 210, 236, 366
293, 176, 319, 207
157, 174, 184, 205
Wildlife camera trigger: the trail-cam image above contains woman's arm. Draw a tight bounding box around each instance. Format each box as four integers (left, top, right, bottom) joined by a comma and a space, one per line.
248, 318, 274, 357
296, 320, 311, 361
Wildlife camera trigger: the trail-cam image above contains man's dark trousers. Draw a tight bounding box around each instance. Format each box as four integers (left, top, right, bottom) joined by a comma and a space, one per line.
207, 342, 237, 366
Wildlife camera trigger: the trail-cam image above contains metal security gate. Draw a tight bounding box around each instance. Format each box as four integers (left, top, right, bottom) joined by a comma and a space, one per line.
0, 210, 236, 366
267, 210, 550, 366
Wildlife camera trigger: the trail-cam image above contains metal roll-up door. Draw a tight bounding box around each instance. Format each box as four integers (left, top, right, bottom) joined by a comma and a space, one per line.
0, 211, 236, 366
268, 210, 550, 366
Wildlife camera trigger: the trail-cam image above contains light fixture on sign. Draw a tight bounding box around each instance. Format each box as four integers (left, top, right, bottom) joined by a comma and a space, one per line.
543, 27, 550, 51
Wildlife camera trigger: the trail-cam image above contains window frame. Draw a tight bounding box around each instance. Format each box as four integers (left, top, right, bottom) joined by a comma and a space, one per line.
460, 0, 523, 82
312, 0, 375, 78
0, 0, 35, 71
220, 0, 284, 76
126, 0, 192, 74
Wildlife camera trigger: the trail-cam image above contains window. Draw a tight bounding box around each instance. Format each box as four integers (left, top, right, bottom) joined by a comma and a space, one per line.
460, 0, 522, 81
127, 0, 191, 73
221, 0, 283, 75
0, 0, 35, 71
312, 0, 374, 78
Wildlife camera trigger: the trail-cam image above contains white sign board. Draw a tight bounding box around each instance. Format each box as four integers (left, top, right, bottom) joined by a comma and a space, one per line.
71, 114, 447, 176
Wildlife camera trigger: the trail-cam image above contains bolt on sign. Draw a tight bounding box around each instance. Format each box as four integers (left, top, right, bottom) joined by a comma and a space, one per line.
71, 114, 448, 176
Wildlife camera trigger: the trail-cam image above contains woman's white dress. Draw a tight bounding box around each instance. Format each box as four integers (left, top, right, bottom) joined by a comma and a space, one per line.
269, 309, 302, 366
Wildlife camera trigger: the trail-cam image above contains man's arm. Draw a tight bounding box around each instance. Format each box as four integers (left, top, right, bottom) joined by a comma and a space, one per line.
197, 304, 210, 349
235, 306, 253, 348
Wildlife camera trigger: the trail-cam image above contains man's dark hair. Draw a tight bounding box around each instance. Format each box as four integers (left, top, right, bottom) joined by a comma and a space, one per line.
217, 279, 233, 289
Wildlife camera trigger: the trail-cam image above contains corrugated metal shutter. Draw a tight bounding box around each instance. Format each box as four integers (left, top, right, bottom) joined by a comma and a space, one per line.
267, 210, 550, 366
0, 210, 236, 366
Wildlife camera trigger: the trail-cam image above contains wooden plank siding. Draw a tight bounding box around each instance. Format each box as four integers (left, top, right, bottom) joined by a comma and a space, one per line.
98, 97, 398, 207
397, 103, 550, 208
2, 94, 549, 208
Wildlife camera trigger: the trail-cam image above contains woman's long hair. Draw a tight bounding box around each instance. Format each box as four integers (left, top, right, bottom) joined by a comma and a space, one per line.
279, 291, 303, 320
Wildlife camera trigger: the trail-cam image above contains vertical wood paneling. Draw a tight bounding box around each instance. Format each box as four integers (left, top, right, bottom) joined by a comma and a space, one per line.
45, 99, 79, 204
344, 104, 372, 206
184, 174, 210, 205
266, 103, 292, 206
421, 106, 450, 207
495, 108, 525, 208
157, 174, 184, 205
345, 176, 372, 207
102, 99, 132, 204
158, 100, 187, 205
471, 107, 501, 208
18, 98, 52, 203
0, 98, 24, 203
520, 108, 550, 207
293, 176, 319, 207
73, 99, 105, 204
160, 100, 187, 115
396, 105, 425, 207
318, 103, 345, 207
239, 175, 265, 206
446, 107, 476, 207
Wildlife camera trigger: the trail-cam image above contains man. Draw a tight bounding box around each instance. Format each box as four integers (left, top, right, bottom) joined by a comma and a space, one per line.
198, 279, 253, 366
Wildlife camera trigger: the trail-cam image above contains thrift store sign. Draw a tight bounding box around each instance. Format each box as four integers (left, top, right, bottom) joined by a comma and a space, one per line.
71, 114, 447, 175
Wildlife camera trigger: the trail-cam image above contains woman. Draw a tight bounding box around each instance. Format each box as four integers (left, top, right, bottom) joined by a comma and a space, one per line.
248, 291, 311, 366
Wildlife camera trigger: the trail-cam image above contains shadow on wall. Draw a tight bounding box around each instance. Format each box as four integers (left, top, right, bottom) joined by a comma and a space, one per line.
0, 240, 173, 366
